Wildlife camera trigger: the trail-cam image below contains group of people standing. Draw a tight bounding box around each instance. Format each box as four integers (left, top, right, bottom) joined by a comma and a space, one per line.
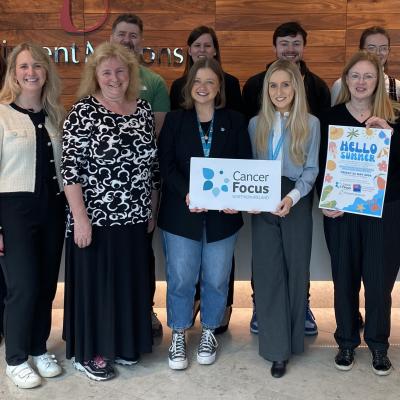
0, 14, 399, 389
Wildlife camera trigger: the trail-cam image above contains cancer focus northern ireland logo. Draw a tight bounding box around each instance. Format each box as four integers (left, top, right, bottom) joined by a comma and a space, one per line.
202, 168, 229, 197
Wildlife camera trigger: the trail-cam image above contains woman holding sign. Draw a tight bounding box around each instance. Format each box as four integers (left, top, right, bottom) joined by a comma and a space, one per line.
169, 25, 243, 335
158, 58, 251, 370
317, 51, 400, 376
249, 59, 320, 378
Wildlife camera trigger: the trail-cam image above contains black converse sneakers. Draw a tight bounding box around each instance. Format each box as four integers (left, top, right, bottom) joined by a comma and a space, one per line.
197, 328, 218, 365
169, 330, 188, 370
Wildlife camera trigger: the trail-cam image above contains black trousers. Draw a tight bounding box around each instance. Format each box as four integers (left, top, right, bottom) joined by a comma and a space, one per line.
148, 230, 156, 307
0, 186, 65, 365
0, 268, 5, 335
324, 200, 400, 352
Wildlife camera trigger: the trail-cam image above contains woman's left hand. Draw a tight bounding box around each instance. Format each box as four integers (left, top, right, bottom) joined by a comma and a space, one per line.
365, 116, 393, 133
222, 208, 238, 214
272, 196, 293, 218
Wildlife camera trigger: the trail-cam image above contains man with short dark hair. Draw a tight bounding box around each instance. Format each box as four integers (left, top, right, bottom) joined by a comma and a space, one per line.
242, 21, 331, 337
243, 21, 330, 121
110, 13, 170, 338
110, 13, 170, 136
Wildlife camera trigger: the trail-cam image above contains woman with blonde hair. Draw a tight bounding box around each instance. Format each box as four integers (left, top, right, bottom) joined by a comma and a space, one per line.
62, 42, 159, 381
317, 51, 400, 376
0, 52, 7, 346
249, 59, 320, 378
0, 42, 65, 388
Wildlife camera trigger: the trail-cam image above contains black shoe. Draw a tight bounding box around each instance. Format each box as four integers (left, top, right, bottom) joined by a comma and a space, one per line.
358, 312, 364, 330
371, 350, 392, 376
0, 332, 3, 345
151, 309, 163, 337
214, 306, 232, 335
190, 300, 200, 328
334, 348, 354, 371
73, 356, 115, 381
271, 360, 287, 378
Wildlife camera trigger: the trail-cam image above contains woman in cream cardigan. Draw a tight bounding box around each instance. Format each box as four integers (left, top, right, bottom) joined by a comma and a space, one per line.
0, 42, 65, 389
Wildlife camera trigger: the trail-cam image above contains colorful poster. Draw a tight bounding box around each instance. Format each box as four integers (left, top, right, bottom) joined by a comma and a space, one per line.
319, 125, 391, 218
189, 157, 281, 212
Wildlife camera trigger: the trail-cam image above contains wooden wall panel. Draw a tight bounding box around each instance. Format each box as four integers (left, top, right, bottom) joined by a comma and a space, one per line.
84, 0, 215, 14
216, 14, 346, 31
0, 0, 400, 110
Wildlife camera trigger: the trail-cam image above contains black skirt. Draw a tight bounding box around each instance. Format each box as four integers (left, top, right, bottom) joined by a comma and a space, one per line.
63, 223, 152, 363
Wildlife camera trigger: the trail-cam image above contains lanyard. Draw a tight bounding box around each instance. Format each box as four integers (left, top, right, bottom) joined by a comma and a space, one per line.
268, 116, 287, 160
197, 114, 214, 158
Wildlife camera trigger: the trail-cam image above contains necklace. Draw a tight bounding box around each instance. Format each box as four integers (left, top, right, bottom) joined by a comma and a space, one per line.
347, 102, 371, 119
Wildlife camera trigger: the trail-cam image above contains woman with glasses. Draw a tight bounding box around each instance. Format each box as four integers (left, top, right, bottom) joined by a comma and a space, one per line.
317, 51, 400, 376
331, 26, 400, 104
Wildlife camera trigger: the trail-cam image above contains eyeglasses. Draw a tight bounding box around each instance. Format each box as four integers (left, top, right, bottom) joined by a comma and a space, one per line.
348, 73, 377, 82
365, 45, 390, 54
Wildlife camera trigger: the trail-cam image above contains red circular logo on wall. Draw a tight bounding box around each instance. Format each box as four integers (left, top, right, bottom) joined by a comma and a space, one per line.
60, 0, 110, 33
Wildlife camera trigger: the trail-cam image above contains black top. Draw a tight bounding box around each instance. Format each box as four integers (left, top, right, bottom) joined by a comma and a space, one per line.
316, 103, 400, 204
157, 107, 252, 242
170, 72, 243, 113
62, 96, 160, 233
5, 103, 60, 197
242, 60, 331, 121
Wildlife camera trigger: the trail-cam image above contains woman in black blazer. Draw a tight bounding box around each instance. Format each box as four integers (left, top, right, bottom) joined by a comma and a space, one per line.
158, 58, 251, 370
170, 26, 243, 333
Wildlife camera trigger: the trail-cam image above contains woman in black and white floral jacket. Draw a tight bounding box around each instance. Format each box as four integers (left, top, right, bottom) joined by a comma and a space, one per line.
61, 42, 160, 381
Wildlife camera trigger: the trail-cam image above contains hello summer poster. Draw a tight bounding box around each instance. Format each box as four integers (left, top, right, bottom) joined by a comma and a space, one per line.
319, 125, 392, 218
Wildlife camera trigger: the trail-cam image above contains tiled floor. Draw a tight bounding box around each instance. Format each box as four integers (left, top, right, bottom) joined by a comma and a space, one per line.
1, 307, 400, 400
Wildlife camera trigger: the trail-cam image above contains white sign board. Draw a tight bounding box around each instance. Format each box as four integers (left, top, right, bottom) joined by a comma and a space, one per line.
189, 157, 281, 212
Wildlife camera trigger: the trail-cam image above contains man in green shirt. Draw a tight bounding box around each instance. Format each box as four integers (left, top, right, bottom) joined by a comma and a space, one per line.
110, 13, 170, 136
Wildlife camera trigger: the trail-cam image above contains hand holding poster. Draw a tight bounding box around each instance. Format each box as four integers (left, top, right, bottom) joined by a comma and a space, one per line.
189, 157, 281, 212
319, 125, 391, 218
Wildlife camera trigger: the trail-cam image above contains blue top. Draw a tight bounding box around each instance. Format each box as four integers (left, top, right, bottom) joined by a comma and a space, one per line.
248, 113, 320, 198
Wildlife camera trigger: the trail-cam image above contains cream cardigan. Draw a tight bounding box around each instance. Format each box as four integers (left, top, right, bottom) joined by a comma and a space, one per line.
0, 104, 63, 193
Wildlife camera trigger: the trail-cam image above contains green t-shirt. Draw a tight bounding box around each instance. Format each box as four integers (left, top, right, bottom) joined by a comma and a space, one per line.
139, 66, 170, 112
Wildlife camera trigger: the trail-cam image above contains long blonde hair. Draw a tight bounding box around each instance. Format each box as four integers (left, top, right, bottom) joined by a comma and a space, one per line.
77, 42, 140, 102
336, 51, 398, 122
0, 42, 64, 131
255, 59, 309, 164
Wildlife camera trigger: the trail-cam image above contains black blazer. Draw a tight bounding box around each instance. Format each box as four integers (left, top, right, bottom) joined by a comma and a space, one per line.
157, 107, 252, 242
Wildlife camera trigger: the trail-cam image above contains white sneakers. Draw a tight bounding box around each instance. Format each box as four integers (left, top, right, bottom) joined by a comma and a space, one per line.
32, 353, 62, 378
6, 362, 41, 389
7, 353, 62, 389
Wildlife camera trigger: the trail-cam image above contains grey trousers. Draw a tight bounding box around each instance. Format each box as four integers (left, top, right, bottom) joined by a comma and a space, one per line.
252, 178, 313, 361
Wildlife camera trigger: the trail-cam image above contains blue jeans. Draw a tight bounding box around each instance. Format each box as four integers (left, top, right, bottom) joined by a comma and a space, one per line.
161, 228, 238, 330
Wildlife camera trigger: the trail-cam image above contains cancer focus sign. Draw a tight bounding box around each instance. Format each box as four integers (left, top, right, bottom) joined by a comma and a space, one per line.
189, 157, 281, 212
319, 125, 392, 218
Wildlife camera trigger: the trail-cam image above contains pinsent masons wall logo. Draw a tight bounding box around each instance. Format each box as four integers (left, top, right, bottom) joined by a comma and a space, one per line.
202, 168, 230, 197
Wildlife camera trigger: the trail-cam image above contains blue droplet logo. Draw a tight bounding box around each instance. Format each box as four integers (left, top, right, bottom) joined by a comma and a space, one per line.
203, 180, 213, 190
203, 168, 214, 180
